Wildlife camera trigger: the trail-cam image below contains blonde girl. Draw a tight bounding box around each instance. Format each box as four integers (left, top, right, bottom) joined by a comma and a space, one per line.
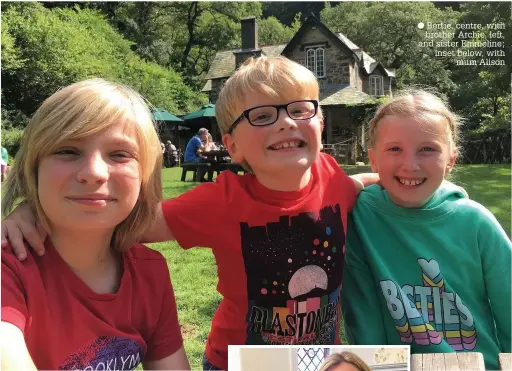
1, 79, 189, 370
342, 90, 511, 370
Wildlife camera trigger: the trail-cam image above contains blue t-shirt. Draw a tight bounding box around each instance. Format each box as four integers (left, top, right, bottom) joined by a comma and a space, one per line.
184, 136, 202, 162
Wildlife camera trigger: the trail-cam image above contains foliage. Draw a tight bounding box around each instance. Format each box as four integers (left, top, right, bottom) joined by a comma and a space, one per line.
1, 2, 203, 134
1, 126, 24, 157
258, 14, 301, 46
321, 2, 460, 94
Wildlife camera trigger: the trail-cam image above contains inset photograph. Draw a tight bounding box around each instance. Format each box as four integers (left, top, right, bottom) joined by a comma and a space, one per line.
229, 346, 409, 371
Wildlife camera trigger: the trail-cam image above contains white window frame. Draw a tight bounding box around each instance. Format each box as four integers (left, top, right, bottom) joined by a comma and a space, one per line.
370, 75, 384, 96
305, 46, 326, 78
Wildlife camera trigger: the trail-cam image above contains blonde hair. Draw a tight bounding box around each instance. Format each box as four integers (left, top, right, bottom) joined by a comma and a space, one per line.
2, 78, 163, 252
368, 89, 462, 153
216, 56, 322, 170
319, 352, 372, 371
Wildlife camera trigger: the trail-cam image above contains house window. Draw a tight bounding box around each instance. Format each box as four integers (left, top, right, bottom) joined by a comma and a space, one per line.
305, 47, 326, 78
370, 75, 384, 96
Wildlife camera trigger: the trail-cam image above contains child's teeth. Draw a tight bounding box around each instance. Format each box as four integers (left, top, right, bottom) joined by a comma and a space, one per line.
283, 142, 289, 148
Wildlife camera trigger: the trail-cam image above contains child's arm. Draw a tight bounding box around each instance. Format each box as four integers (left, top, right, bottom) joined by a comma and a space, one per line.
342, 215, 388, 344
139, 202, 176, 243
349, 173, 380, 195
143, 346, 190, 370
1, 201, 176, 259
0, 322, 38, 371
478, 207, 512, 352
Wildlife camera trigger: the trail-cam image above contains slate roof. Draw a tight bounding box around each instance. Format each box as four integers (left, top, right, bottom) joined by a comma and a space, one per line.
320, 85, 374, 106
337, 32, 395, 77
204, 44, 286, 81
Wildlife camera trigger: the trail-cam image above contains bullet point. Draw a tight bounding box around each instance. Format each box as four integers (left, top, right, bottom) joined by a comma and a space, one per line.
418, 22, 425, 29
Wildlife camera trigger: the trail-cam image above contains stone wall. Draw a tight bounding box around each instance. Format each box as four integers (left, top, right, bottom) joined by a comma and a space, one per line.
283, 28, 353, 87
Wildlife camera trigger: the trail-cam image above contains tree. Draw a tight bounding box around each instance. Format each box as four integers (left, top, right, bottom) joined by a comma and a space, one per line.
1, 2, 204, 130
258, 15, 301, 46
321, 2, 460, 94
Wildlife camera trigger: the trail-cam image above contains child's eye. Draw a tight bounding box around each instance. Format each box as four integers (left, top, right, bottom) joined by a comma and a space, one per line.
55, 148, 79, 156
420, 147, 436, 152
111, 151, 132, 160
387, 147, 401, 152
252, 114, 272, 124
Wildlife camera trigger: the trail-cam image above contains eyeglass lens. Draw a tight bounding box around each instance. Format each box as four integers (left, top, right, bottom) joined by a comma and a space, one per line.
248, 101, 316, 126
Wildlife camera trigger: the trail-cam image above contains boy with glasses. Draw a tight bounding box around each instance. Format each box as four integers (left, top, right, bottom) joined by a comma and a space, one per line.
2, 56, 378, 370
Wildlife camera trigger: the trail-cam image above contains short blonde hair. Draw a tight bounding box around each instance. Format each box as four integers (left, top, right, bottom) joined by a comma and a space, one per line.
216, 56, 322, 135
368, 89, 462, 152
2, 78, 163, 252
319, 352, 372, 371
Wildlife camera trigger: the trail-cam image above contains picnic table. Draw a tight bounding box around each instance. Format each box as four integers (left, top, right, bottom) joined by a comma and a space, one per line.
411, 353, 512, 371
201, 149, 230, 164
180, 150, 246, 182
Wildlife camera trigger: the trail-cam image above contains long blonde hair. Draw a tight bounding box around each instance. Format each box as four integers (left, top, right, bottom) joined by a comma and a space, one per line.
2, 78, 163, 252
319, 352, 372, 371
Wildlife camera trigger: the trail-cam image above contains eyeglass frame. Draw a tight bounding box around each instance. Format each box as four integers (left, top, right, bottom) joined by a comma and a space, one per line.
227, 100, 319, 134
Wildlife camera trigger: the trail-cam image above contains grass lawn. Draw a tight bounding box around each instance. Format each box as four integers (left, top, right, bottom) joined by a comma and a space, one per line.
150, 164, 511, 370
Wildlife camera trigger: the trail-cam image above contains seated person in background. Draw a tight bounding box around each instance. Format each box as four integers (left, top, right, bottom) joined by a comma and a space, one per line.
166, 140, 178, 167
204, 133, 218, 152
184, 128, 211, 182
0, 78, 189, 371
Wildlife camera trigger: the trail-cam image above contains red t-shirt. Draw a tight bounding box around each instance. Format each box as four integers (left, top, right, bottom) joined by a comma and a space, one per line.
1, 241, 183, 370
162, 152, 356, 370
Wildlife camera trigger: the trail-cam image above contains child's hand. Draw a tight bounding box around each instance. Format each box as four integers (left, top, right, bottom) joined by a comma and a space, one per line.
350, 173, 381, 194
1, 203, 47, 260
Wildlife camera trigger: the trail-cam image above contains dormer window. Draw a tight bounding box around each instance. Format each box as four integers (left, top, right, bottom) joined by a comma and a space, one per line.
306, 46, 325, 78
370, 75, 384, 96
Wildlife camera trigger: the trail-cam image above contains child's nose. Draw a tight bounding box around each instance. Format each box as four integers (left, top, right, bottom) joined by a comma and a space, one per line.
402, 154, 421, 171
76, 153, 109, 184
275, 107, 299, 131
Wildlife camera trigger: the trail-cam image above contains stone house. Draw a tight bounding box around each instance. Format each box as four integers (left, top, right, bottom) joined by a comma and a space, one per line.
202, 15, 395, 162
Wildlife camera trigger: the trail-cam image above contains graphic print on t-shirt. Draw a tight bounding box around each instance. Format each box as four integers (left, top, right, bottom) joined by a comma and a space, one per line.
380, 258, 477, 351
59, 336, 144, 370
241, 204, 345, 345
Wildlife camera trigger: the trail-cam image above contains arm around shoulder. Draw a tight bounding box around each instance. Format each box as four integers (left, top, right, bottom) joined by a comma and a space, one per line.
139, 202, 176, 243
0, 322, 38, 371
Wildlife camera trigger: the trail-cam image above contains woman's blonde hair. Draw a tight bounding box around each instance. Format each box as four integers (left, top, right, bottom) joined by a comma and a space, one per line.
2, 78, 163, 252
319, 352, 372, 371
368, 89, 462, 153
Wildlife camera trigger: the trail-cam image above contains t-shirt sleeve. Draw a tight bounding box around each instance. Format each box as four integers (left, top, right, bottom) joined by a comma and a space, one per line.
1, 249, 28, 332
144, 260, 183, 361
342, 214, 387, 344
477, 205, 512, 352
161, 177, 231, 249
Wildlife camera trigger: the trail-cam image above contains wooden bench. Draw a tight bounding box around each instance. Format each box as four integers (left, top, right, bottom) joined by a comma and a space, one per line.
216, 162, 247, 175
180, 162, 211, 182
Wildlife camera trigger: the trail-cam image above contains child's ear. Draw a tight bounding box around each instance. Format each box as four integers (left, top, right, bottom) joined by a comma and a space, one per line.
446, 149, 457, 173
222, 133, 244, 163
368, 148, 378, 172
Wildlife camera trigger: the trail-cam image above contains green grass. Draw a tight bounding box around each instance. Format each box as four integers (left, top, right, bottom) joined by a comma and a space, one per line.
150, 164, 511, 370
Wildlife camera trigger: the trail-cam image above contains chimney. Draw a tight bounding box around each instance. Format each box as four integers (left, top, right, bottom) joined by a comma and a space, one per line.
234, 16, 262, 68
241, 17, 258, 50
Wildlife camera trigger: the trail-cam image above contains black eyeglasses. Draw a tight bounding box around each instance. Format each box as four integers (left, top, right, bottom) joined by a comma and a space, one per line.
227, 100, 319, 134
